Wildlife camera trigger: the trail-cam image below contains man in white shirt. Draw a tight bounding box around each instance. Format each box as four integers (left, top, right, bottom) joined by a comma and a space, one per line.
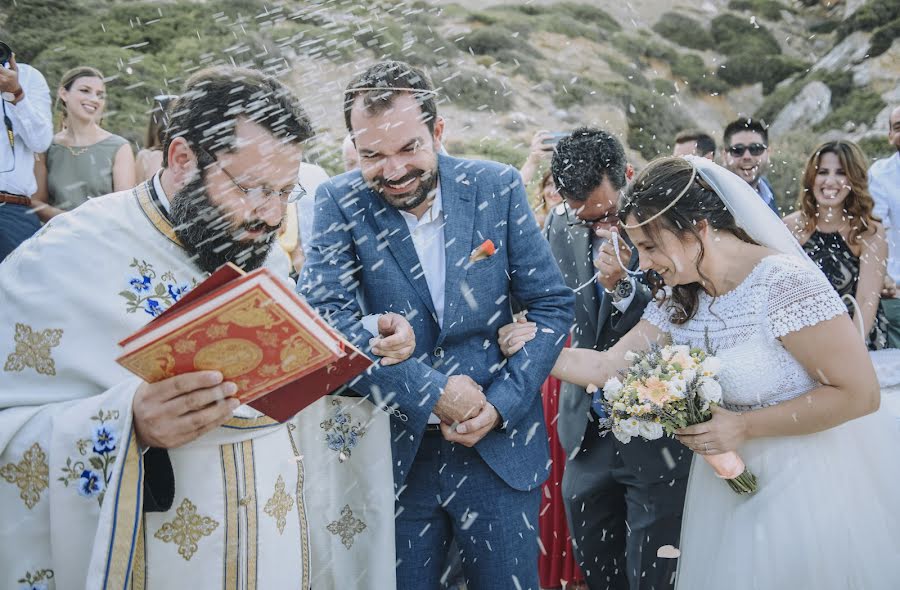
0, 51, 52, 262
869, 105, 900, 347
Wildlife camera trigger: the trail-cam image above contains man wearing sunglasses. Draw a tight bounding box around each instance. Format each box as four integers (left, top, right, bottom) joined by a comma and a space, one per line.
722, 116, 780, 214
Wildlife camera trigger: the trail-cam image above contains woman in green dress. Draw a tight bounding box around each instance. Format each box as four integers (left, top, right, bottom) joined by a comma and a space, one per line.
32, 66, 135, 220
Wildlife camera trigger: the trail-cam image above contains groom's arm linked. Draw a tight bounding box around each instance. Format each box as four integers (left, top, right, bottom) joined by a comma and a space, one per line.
299, 181, 479, 433
480, 169, 574, 431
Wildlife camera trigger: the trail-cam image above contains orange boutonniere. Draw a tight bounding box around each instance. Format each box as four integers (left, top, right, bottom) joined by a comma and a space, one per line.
469, 239, 496, 263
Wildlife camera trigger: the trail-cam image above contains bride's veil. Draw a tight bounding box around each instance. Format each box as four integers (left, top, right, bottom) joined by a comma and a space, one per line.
683, 155, 813, 266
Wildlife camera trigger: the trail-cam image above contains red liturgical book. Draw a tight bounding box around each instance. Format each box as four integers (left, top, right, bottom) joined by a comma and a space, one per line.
117, 263, 372, 422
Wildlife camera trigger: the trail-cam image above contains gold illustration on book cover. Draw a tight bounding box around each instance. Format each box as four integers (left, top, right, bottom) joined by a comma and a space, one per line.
119, 286, 335, 402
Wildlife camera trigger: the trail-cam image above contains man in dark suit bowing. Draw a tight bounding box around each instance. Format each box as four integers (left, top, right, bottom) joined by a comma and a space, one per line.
502, 129, 691, 590
301, 61, 574, 590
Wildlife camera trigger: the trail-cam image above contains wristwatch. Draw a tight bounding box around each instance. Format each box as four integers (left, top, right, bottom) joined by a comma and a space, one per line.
1, 86, 23, 103
611, 277, 634, 303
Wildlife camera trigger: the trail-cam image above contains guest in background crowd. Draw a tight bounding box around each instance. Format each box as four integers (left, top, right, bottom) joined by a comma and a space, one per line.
520, 129, 561, 189
32, 66, 134, 220
135, 94, 175, 182
784, 140, 889, 350
673, 129, 716, 159
0, 50, 52, 262
533, 169, 563, 229
341, 132, 359, 172
869, 105, 900, 348
722, 117, 779, 214
502, 128, 690, 590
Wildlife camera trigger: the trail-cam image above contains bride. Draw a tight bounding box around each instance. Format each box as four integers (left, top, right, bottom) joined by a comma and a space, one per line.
504, 156, 900, 588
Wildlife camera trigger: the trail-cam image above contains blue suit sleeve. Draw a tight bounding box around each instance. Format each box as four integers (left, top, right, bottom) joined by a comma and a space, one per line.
485, 169, 575, 429
299, 182, 448, 430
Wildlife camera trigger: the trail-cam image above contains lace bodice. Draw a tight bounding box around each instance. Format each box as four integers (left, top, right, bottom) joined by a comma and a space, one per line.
642, 255, 847, 410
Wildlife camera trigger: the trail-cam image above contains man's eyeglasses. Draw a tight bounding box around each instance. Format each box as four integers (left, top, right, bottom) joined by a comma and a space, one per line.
727, 143, 767, 157
208, 155, 306, 204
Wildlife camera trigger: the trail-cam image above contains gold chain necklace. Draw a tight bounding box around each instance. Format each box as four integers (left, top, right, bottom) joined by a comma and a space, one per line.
65, 145, 91, 157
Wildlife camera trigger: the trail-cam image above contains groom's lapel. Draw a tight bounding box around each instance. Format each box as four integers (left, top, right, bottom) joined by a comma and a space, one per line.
439, 156, 476, 335
367, 187, 438, 322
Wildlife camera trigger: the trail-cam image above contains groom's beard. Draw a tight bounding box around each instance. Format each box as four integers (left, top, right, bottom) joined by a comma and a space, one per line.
170, 176, 281, 275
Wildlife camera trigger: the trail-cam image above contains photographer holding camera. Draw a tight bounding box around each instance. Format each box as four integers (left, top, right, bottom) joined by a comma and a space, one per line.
0, 42, 53, 262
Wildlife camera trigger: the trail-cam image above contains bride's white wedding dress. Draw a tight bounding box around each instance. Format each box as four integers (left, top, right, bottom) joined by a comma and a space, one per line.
643, 253, 900, 589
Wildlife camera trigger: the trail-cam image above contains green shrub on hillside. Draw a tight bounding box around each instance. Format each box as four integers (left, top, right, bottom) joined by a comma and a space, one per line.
551, 74, 603, 109
625, 89, 697, 161
720, 54, 808, 94
437, 68, 513, 112
670, 54, 731, 94
728, 0, 794, 21
467, 3, 619, 44
869, 18, 900, 57
451, 138, 528, 168
652, 13, 715, 51
857, 136, 895, 161
710, 13, 780, 56
766, 131, 820, 210
837, 0, 900, 38
814, 88, 886, 132
610, 33, 678, 63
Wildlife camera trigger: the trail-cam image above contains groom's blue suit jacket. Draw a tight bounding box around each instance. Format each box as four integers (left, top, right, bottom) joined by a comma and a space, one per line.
301, 154, 574, 491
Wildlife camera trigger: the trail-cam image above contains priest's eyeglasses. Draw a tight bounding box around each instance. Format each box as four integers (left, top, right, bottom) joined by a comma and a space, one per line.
204, 150, 306, 204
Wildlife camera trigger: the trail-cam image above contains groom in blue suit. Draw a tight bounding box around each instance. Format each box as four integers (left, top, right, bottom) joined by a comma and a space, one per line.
301, 61, 574, 589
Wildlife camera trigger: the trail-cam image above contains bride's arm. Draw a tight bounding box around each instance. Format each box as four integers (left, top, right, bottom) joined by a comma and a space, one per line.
551, 319, 665, 388
745, 313, 879, 439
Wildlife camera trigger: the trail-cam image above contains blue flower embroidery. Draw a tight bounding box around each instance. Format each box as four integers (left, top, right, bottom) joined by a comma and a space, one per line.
319, 400, 368, 462
326, 432, 347, 452
77, 469, 104, 498
91, 424, 117, 455
21, 583, 48, 590
167, 283, 189, 302
130, 275, 152, 293
144, 298, 163, 317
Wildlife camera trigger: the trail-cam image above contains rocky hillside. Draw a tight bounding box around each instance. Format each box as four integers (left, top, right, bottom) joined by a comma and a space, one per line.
3, 0, 897, 207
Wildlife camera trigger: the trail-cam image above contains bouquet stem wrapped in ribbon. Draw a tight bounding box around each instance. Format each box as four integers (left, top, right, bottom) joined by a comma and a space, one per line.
598, 344, 758, 495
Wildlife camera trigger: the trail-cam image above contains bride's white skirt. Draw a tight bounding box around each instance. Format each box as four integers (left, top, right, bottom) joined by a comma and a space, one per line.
675, 403, 900, 589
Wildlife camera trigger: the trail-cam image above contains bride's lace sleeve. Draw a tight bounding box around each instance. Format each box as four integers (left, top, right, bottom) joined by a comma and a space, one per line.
641, 297, 673, 332
764, 257, 847, 339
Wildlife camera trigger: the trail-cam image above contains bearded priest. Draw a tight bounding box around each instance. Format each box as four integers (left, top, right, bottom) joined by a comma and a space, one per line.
0, 66, 403, 589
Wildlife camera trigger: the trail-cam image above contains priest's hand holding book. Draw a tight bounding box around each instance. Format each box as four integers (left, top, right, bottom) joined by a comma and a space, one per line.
119, 264, 418, 429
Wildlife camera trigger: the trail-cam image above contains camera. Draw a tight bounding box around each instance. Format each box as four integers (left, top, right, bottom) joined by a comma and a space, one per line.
0, 42, 11, 66
541, 132, 569, 146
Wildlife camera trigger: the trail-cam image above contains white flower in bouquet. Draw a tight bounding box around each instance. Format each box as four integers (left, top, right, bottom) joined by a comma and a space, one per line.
698, 377, 723, 404
624, 350, 638, 362
666, 378, 688, 399
613, 401, 627, 413
700, 356, 722, 376
603, 377, 624, 401
681, 368, 697, 384
638, 420, 664, 440
620, 417, 641, 438
612, 424, 632, 444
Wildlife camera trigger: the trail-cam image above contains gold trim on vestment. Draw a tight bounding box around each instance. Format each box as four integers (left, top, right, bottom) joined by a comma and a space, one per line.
222, 414, 279, 430
288, 426, 311, 590
222, 445, 239, 589
101, 429, 143, 590
130, 517, 146, 590
241, 442, 258, 590
134, 182, 182, 247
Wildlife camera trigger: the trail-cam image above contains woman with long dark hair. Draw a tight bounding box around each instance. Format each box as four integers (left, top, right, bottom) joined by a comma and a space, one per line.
783, 140, 889, 349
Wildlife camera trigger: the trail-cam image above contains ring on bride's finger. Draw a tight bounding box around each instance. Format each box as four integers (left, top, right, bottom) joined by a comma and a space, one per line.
703, 443, 709, 453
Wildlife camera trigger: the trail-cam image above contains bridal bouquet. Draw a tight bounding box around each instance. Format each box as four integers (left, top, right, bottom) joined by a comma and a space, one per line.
597, 344, 758, 495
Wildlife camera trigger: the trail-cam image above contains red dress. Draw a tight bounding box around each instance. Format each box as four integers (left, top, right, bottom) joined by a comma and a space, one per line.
538, 372, 585, 589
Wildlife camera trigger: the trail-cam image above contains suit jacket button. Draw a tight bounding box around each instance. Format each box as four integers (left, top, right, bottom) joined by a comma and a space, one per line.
433, 347, 444, 359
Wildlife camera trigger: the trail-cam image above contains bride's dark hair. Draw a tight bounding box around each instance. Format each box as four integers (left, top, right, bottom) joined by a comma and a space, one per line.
619, 157, 758, 324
